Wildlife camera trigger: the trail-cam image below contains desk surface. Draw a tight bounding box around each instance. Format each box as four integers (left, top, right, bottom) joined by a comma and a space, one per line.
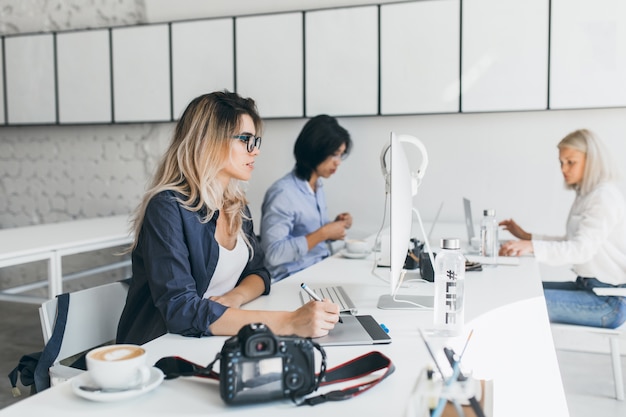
0, 248, 569, 416
0, 215, 132, 261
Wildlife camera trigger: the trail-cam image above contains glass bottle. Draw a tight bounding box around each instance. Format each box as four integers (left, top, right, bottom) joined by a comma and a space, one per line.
433, 238, 465, 337
480, 209, 498, 267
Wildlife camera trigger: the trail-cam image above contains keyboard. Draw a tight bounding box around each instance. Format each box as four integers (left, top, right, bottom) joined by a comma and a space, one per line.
299, 285, 358, 314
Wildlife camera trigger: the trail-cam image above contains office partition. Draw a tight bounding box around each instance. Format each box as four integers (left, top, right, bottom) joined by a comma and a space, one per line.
0, 40, 4, 125
57, 29, 112, 124
112, 24, 171, 123
5, 33, 56, 124
236, 12, 303, 118
550, 0, 626, 109
305, 6, 379, 117
461, 0, 549, 112
380, 0, 460, 115
171, 18, 235, 119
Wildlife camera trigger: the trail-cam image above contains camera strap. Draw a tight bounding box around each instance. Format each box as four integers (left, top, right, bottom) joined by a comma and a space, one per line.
154, 355, 220, 381
300, 350, 395, 406
154, 349, 394, 407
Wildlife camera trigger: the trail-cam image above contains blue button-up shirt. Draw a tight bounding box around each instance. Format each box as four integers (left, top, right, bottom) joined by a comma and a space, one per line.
261, 170, 331, 281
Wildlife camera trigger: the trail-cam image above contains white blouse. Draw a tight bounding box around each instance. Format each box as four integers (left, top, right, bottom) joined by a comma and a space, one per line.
532, 182, 626, 286
203, 234, 248, 298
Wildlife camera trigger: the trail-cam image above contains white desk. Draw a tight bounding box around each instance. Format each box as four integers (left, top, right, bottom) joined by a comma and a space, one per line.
0, 215, 132, 303
0, 250, 569, 416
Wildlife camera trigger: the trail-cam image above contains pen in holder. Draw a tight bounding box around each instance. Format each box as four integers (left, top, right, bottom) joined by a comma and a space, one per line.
406, 366, 487, 417
413, 330, 491, 417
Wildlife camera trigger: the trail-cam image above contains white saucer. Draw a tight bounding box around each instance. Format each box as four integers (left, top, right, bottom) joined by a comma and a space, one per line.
340, 249, 371, 259
72, 367, 164, 402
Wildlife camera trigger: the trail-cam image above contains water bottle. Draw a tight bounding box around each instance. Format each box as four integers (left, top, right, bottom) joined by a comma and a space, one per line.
480, 209, 498, 267
433, 238, 465, 337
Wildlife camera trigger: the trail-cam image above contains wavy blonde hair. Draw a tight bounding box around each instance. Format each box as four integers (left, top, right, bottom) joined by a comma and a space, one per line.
129, 91, 262, 250
558, 128, 620, 196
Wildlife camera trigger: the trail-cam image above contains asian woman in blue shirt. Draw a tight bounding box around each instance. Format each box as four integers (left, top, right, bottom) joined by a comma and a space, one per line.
260, 115, 353, 281
117, 92, 340, 345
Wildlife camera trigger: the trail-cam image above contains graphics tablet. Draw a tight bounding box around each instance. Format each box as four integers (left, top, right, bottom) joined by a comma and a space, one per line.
315, 315, 391, 346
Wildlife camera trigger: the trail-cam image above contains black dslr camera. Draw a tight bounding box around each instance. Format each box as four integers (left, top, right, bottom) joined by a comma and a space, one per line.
219, 323, 322, 404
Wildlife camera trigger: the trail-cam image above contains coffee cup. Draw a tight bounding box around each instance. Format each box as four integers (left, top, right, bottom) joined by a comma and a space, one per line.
345, 239, 370, 254
86, 344, 151, 390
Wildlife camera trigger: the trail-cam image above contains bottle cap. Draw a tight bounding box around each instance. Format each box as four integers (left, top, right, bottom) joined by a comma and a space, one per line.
440, 238, 460, 250
483, 209, 496, 216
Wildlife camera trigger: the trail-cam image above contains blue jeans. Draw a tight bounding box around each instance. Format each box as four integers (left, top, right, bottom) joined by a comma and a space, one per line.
543, 277, 626, 329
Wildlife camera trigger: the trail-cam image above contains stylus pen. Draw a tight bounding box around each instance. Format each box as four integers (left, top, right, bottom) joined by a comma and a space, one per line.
300, 283, 342, 323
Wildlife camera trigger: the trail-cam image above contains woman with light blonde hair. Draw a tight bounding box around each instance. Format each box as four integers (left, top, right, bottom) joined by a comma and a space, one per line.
500, 129, 626, 328
117, 91, 340, 345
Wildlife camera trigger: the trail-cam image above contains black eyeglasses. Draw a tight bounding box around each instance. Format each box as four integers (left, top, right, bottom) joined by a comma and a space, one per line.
232, 134, 262, 153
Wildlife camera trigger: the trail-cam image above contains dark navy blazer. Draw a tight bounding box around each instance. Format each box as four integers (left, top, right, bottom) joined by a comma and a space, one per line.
116, 190, 271, 345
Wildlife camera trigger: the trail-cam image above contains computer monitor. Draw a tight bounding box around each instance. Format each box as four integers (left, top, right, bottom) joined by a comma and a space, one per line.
377, 132, 434, 310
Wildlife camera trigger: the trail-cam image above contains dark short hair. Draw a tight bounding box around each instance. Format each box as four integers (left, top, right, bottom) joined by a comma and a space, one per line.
293, 115, 352, 180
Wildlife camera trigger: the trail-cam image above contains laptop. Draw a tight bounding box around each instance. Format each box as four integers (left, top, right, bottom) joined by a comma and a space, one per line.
463, 197, 476, 247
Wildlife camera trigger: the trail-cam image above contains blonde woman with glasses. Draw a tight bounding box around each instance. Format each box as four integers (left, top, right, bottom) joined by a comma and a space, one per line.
117, 92, 340, 345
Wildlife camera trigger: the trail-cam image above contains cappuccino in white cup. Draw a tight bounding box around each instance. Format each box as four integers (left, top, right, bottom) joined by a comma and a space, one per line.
86, 344, 151, 390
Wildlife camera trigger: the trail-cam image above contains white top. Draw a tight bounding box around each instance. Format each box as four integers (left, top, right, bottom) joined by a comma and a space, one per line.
202, 235, 247, 298
533, 182, 626, 285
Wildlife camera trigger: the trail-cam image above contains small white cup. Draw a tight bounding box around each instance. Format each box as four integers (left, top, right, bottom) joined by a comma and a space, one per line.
86, 344, 151, 390
345, 239, 370, 254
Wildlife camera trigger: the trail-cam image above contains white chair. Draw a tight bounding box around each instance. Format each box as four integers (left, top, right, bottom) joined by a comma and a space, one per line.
38, 281, 129, 386
551, 286, 626, 401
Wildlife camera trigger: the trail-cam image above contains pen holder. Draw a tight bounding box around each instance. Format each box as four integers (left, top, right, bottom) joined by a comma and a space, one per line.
407, 367, 490, 417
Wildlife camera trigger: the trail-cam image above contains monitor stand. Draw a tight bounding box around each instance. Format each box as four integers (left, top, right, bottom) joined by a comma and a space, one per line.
377, 294, 434, 309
